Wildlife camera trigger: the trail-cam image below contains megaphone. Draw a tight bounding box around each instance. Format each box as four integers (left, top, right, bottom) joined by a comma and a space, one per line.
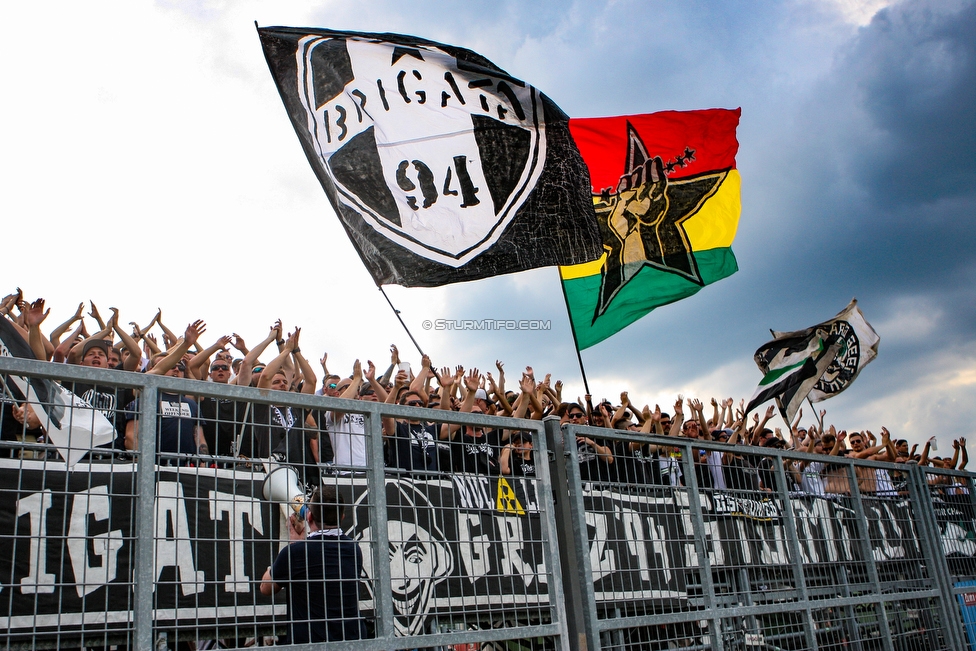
262, 461, 307, 533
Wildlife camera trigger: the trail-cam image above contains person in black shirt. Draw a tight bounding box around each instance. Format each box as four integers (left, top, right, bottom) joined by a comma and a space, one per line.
444, 368, 505, 475
382, 369, 453, 475
500, 431, 535, 477
261, 485, 366, 644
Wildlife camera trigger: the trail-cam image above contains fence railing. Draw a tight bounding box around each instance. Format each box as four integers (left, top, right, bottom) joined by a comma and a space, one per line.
0, 355, 973, 650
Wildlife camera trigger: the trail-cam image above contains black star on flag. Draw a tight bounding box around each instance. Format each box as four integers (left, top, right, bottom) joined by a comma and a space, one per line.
593, 124, 726, 319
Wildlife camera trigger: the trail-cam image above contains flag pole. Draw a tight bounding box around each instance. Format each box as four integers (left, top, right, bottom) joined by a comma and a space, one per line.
378, 286, 426, 358
557, 270, 591, 395
807, 396, 824, 432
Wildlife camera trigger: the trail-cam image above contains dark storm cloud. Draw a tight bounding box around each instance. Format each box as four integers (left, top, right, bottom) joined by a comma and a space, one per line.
763, 0, 976, 340
849, 0, 976, 207
574, 0, 976, 393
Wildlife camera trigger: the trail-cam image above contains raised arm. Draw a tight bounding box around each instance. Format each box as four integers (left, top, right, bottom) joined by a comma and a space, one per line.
25, 298, 51, 361
486, 371, 512, 416
610, 392, 631, 427
751, 405, 775, 445
88, 301, 106, 331
147, 321, 206, 376
257, 330, 298, 389
52, 322, 85, 363
110, 309, 144, 371
155, 309, 184, 351
291, 330, 316, 394
670, 396, 685, 438
919, 439, 933, 466
187, 334, 233, 380
234, 321, 280, 387
48, 302, 83, 349
382, 369, 408, 437
408, 354, 431, 404
364, 360, 389, 402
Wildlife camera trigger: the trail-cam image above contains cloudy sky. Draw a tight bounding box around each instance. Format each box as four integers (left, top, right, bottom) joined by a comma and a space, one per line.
3, 0, 973, 449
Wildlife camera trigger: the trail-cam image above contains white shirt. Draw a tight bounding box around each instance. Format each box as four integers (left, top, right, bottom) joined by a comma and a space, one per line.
325, 412, 368, 468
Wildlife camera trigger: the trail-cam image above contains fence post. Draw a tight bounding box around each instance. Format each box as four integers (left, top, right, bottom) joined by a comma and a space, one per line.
132, 380, 158, 651
545, 418, 600, 651
906, 464, 968, 651
844, 463, 894, 650
774, 455, 820, 650
363, 407, 395, 642
678, 440, 724, 650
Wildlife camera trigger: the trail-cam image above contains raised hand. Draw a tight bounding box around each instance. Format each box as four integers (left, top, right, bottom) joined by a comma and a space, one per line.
26, 298, 49, 327
620, 391, 630, 406
88, 301, 103, 326
352, 359, 362, 380
689, 398, 703, 414
394, 369, 408, 388
463, 368, 481, 392
183, 320, 206, 348
390, 344, 400, 365
764, 405, 775, 420
365, 360, 376, 382
284, 327, 300, 352
673, 396, 684, 416
519, 372, 536, 395
421, 353, 431, 369
434, 366, 454, 387
231, 334, 247, 352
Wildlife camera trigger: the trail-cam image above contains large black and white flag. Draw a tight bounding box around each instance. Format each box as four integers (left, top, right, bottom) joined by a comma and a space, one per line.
747, 299, 880, 420
258, 27, 602, 287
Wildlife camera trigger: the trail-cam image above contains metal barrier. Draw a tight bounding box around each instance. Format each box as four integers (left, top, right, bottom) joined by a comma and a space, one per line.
0, 355, 973, 650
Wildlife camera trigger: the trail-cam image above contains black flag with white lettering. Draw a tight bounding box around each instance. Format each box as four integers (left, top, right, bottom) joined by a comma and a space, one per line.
258, 27, 602, 287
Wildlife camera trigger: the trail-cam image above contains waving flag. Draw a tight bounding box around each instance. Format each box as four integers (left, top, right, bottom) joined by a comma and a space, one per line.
747, 300, 880, 419
259, 27, 603, 287
559, 109, 741, 349
0, 318, 115, 467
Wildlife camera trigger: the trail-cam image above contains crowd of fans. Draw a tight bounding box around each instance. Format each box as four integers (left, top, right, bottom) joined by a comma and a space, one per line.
0, 289, 967, 497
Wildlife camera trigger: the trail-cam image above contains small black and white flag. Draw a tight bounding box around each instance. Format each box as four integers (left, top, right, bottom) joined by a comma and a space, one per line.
747, 299, 880, 420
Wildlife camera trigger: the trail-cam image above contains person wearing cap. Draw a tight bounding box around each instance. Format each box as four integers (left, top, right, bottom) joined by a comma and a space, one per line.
66, 337, 135, 453
500, 431, 534, 476
473, 387, 494, 414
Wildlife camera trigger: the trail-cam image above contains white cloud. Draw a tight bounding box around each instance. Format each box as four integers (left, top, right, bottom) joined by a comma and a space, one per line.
819, 0, 896, 25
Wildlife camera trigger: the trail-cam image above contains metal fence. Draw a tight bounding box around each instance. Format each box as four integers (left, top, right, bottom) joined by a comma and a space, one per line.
0, 355, 973, 650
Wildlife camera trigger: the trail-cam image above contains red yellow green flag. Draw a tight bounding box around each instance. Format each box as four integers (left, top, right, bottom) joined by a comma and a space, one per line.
560, 109, 741, 349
